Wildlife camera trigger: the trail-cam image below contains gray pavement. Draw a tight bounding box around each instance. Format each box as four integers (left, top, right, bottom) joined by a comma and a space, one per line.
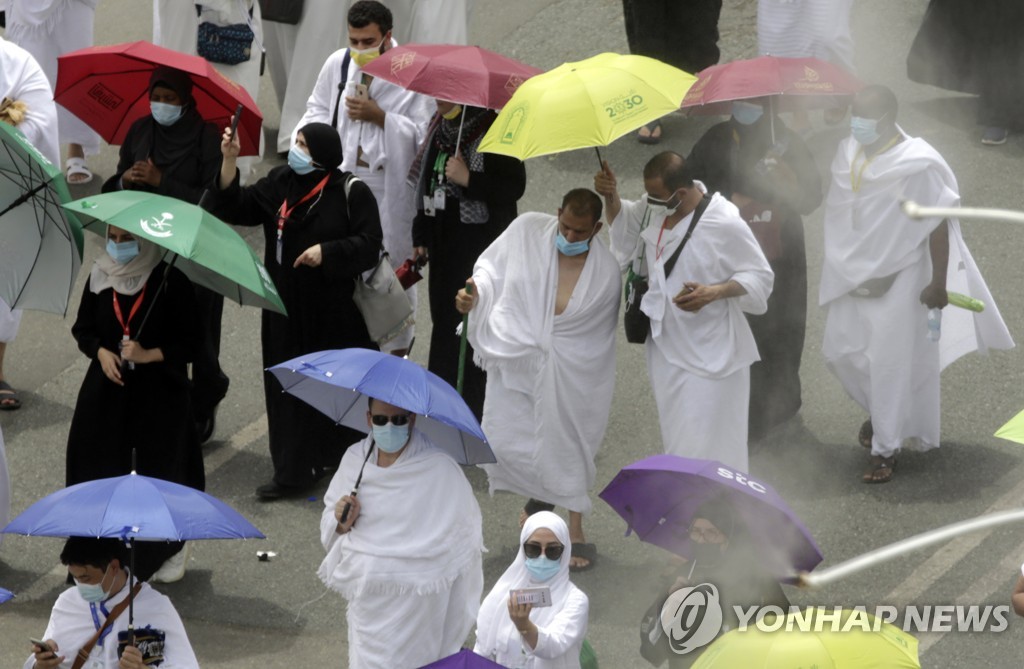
3, 0, 1024, 666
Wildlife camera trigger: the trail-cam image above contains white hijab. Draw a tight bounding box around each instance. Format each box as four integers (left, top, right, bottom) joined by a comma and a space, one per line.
475, 511, 574, 658
89, 228, 165, 296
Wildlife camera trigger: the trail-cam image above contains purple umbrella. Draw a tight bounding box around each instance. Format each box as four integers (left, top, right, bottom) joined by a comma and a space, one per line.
0, 587, 13, 604
417, 648, 508, 669
598, 455, 822, 579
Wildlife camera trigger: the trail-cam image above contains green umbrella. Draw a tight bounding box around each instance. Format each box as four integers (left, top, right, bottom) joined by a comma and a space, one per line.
0, 120, 84, 315
62, 191, 286, 316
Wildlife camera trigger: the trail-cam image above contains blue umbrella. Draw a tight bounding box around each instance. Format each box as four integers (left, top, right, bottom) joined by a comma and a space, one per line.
269, 348, 495, 465
3, 473, 265, 541
3, 472, 264, 628
0, 587, 13, 604
417, 648, 508, 668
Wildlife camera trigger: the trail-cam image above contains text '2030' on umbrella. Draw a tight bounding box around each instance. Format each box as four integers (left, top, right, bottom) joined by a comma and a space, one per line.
478, 52, 697, 168
0, 120, 84, 316
599, 454, 823, 579
55, 40, 262, 156
268, 348, 495, 465
63, 191, 286, 317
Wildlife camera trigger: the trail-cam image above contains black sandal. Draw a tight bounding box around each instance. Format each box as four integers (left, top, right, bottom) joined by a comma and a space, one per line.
0, 380, 21, 410
858, 419, 873, 449
862, 454, 896, 484
637, 120, 663, 145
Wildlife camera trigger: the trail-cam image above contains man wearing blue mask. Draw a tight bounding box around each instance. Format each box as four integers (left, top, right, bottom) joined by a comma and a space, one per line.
294, 0, 434, 357
27, 537, 198, 669
820, 84, 1013, 483
455, 188, 620, 572
319, 397, 484, 669
595, 152, 774, 474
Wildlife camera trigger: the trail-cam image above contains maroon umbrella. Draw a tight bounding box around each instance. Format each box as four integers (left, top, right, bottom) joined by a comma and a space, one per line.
55, 41, 262, 156
599, 454, 823, 580
361, 43, 543, 110
681, 55, 863, 115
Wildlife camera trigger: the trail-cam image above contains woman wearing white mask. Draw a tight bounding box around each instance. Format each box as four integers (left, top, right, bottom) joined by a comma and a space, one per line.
66, 225, 204, 582
101, 65, 229, 447
475, 511, 589, 668
213, 121, 383, 501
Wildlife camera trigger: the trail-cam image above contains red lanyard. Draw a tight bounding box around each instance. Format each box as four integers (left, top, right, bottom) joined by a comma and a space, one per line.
112, 284, 147, 338
655, 222, 671, 261
276, 174, 331, 241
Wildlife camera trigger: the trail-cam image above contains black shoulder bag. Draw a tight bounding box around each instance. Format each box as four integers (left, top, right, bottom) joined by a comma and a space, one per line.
330, 50, 353, 128
623, 196, 710, 344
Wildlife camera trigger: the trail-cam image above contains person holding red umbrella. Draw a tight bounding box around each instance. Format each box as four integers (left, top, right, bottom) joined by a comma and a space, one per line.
100, 67, 229, 445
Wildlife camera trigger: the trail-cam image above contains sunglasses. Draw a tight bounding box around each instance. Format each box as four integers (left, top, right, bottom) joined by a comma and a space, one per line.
369, 413, 412, 427
523, 541, 565, 561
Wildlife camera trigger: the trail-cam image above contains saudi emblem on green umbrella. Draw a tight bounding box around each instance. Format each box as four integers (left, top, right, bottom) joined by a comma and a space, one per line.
63, 191, 286, 315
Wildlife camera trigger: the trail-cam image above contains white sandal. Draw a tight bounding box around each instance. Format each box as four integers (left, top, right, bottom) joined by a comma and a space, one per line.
65, 156, 93, 184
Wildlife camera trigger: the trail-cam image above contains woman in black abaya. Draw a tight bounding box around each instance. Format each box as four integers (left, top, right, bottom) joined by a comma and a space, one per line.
102, 66, 228, 441
211, 122, 383, 500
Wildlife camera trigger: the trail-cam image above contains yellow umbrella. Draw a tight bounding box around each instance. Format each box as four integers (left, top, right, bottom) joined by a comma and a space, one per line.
995, 408, 1024, 444
692, 609, 920, 669
478, 52, 697, 165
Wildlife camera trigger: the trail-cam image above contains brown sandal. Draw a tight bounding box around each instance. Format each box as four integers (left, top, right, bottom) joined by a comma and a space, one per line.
858, 419, 873, 449
862, 454, 896, 484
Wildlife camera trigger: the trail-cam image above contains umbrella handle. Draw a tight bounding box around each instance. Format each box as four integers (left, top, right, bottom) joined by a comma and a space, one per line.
339, 492, 357, 524
133, 253, 177, 342
457, 282, 473, 395
594, 147, 604, 172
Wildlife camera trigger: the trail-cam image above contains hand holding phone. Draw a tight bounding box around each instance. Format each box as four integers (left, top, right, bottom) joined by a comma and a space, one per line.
30, 637, 53, 655
354, 83, 369, 100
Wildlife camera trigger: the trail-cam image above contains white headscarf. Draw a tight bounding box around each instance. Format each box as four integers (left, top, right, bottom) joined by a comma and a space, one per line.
475, 511, 574, 659
89, 228, 165, 296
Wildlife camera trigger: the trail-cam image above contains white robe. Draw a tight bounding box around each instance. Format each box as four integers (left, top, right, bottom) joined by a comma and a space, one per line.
469, 213, 620, 514
6, 0, 101, 155
474, 511, 588, 669
609, 186, 774, 469
23, 580, 199, 669
319, 430, 484, 669
757, 0, 855, 72
820, 134, 1013, 457
152, 0, 265, 183
262, 0, 346, 152
295, 45, 433, 350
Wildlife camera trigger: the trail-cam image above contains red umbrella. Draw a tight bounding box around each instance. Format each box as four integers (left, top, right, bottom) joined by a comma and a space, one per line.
55, 41, 262, 156
680, 55, 863, 116
361, 43, 543, 110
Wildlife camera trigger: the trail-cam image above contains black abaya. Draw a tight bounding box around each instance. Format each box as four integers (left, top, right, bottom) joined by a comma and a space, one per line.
687, 116, 822, 440
209, 164, 383, 488
621, 0, 723, 74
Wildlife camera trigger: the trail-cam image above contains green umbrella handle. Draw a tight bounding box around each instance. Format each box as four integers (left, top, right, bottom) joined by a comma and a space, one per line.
133, 253, 177, 341
456, 282, 473, 395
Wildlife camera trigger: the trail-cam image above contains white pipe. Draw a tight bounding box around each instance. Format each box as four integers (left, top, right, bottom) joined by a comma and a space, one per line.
902, 200, 1024, 226
797, 508, 1024, 589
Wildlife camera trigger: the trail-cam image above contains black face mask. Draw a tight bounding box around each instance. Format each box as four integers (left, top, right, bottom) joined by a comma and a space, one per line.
690, 542, 725, 569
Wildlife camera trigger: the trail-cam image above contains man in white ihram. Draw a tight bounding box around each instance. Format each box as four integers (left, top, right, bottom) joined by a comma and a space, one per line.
456, 188, 620, 572
294, 0, 433, 355
820, 84, 1013, 483
319, 397, 484, 668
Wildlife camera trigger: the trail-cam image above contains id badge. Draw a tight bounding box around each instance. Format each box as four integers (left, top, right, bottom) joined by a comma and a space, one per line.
423, 194, 436, 217
433, 187, 446, 211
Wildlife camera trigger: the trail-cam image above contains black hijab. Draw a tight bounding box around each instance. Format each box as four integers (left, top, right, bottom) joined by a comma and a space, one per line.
140, 67, 206, 168
285, 122, 343, 205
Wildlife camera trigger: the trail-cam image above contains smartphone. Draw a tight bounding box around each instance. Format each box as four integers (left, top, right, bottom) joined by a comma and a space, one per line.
354, 83, 369, 100
228, 103, 243, 142
30, 638, 51, 654
510, 586, 552, 607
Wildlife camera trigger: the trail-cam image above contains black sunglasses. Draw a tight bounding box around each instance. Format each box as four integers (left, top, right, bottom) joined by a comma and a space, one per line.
370, 413, 412, 427
523, 542, 565, 561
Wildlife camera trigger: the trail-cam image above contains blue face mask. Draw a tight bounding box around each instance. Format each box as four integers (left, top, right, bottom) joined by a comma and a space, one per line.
525, 556, 561, 582
107, 238, 140, 264
151, 101, 184, 127
850, 115, 882, 145
555, 231, 591, 257
288, 145, 317, 175
732, 101, 764, 126
372, 423, 410, 453
75, 566, 114, 603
